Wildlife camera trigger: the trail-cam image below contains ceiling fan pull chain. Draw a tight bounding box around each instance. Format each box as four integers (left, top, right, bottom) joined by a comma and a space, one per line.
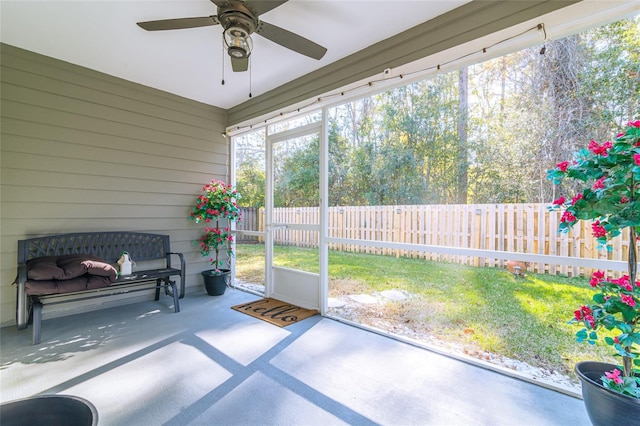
221, 37, 226, 85
249, 58, 252, 98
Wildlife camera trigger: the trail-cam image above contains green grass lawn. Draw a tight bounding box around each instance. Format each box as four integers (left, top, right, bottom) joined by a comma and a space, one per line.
235, 243, 615, 377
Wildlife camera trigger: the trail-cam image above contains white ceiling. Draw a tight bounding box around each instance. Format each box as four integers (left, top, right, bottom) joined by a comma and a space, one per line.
0, 0, 471, 109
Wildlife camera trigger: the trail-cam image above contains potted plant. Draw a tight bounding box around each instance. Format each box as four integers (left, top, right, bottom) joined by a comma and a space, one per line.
190, 179, 242, 295
547, 120, 640, 423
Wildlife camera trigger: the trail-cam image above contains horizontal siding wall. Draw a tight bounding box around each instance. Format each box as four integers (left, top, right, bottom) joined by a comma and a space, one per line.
0, 43, 229, 326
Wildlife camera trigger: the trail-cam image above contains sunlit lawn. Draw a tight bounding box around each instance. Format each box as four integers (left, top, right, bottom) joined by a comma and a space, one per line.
236, 243, 615, 377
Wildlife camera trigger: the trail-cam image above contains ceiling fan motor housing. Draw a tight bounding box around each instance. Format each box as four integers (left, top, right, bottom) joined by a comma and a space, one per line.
219, 1, 258, 58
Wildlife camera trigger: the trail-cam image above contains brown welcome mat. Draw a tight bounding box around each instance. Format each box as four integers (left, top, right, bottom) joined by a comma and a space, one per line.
231, 298, 318, 327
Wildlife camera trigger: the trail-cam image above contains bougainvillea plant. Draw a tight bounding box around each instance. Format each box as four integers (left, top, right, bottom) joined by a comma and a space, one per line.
197, 226, 235, 273
190, 179, 242, 274
547, 120, 640, 398
190, 179, 242, 224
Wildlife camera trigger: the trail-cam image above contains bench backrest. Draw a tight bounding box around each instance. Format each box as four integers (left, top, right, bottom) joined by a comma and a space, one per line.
18, 232, 171, 264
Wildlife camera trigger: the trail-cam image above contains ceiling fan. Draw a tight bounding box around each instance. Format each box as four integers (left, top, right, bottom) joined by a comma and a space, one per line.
137, 0, 327, 72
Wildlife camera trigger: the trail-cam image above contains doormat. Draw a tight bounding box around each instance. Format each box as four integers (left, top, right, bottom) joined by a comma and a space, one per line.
231, 298, 318, 327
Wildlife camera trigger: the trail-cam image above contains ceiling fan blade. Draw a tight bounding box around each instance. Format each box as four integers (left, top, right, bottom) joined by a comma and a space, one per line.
137, 16, 219, 31
256, 21, 326, 60
246, 0, 289, 16
231, 57, 249, 72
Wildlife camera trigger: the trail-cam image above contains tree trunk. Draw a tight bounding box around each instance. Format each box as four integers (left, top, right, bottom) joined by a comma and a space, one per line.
457, 67, 469, 204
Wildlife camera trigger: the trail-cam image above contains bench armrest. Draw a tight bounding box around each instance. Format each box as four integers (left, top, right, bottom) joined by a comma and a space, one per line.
167, 252, 186, 298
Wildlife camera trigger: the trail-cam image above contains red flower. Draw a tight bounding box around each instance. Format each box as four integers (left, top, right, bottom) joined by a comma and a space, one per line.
552, 196, 565, 205
590, 270, 605, 287
591, 221, 606, 238
612, 275, 633, 291
560, 211, 577, 223
592, 176, 606, 190
571, 194, 583, 205
574, 305, 592, 321
588, 140, 612, 156
627, 120, 640, 128
556, 161, 570, 172
634, 153, 640, 166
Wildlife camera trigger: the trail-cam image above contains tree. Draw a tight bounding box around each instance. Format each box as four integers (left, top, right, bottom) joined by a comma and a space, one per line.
236, 161, 265, 207
456, 67, 469, 204
235, 17, 639, 208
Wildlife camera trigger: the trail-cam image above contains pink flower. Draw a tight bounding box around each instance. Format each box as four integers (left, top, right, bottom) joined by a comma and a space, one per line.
560, 211, 577, 223
592, 176, 606, 190
612, 275, 633, 291
634, 154, 640, 166
620, 196, 629, 203
605, 369, 624, 385
621, 295, 636, 307
590, 270, 605, 287
556, 161, 570, 172
571, 194, 583, 205
553, 196, 565, 205
574, 305, 592, 320
627, 120, 640, 128
591, 221, 606, 238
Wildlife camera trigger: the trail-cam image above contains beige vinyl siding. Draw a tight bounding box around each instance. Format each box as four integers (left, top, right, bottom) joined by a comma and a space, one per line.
0, 43, 228, 326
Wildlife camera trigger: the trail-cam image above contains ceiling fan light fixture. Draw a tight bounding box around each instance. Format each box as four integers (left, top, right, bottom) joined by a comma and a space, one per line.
224, 25, 253, 58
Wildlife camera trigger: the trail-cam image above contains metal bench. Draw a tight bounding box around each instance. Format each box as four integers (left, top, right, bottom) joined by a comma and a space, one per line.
15, 232, 185, 344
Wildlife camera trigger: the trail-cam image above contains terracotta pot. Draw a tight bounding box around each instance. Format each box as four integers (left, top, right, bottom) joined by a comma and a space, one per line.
575, 361, 640, 426
201, 269, 230, 296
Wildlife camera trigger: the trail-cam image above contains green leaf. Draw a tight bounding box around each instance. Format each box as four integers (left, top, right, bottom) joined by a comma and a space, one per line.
576, 329, 588, 342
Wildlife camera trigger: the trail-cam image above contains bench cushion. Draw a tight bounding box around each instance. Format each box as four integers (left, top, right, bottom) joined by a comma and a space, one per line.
25, 254, 118, 296
25, 275, 117, 296
27, 254, 117, 281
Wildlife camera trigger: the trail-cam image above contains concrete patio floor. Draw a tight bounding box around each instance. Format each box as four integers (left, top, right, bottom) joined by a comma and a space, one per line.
1, 288, 590, 425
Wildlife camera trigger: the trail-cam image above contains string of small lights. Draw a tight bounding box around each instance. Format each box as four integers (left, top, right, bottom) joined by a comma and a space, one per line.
227, 23, 546, 134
